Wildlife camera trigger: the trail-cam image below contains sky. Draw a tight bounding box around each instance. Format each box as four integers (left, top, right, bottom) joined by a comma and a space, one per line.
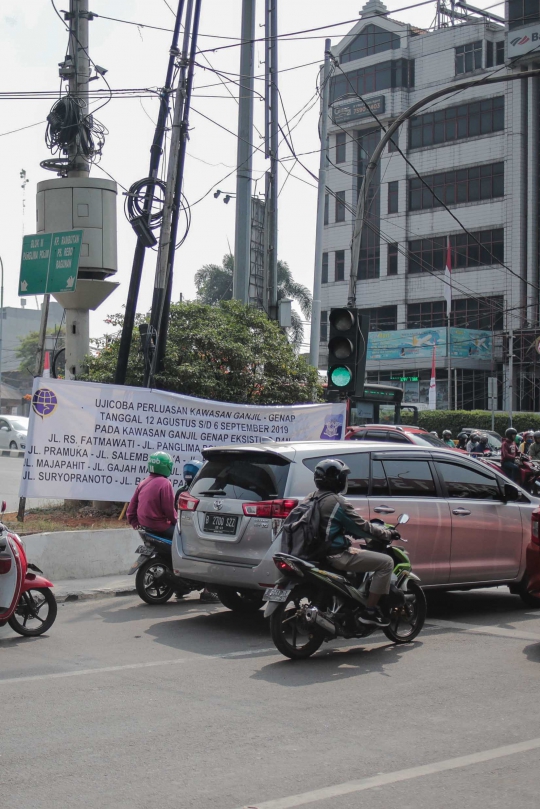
0, 0, 504, 348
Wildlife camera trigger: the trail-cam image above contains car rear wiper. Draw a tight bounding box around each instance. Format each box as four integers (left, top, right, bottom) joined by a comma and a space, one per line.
199, 489, 227, 496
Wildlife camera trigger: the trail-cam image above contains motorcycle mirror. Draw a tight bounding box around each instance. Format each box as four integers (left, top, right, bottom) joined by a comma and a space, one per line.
397, 513, 410, 525
1, 501, 5, 514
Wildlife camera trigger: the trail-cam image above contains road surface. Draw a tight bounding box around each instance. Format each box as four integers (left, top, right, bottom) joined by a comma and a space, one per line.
0, 454, 60, 512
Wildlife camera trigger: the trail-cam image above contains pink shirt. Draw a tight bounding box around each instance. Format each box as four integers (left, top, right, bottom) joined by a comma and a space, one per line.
127, 474, 177, 532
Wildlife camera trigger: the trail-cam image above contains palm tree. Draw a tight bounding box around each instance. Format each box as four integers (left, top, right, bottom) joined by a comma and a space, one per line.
194, 254, 311, 349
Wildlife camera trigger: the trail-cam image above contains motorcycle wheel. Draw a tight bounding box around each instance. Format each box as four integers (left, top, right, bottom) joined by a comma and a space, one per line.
383, 581, 426, 644
8, 587, 57, 636
135, 558, 175, 605
215, 587, 264, 613
270, 584, 326, 660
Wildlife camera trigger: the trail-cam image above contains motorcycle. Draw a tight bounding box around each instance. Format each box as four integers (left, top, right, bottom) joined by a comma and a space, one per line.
264, 514, 426, 660
129, 529, 200, 605
0, 500, 57, 637
482, 453, 540, 494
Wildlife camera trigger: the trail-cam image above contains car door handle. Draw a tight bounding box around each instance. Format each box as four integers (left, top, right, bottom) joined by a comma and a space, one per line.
452, 508, 471, 516
373, 506, 395, 514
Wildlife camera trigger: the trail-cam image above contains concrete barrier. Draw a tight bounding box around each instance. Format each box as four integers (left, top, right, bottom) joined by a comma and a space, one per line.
23, 527, 141, 581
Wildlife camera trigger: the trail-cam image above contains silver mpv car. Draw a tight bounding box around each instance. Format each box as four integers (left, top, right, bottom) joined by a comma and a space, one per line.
172, 441, 540, 612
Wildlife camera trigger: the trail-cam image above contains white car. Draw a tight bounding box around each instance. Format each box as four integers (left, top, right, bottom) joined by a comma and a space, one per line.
0, 416, 28, 451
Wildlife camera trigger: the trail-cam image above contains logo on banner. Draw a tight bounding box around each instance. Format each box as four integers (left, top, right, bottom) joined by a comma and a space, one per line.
32, 388, 58, 419
320, 413, 344, 440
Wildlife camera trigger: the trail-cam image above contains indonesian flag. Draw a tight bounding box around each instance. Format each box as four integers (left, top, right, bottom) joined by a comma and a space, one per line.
42, 351, 50, 379
444, 237, 452, 315
428, 344, 436, 410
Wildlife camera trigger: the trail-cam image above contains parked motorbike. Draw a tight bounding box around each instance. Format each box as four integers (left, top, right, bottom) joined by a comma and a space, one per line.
264, 514, 426, 660
0, 500, 57, 637
129, 529, 200, 605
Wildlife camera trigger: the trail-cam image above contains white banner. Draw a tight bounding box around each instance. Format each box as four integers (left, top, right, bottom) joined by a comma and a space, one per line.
19, 379, 347, 501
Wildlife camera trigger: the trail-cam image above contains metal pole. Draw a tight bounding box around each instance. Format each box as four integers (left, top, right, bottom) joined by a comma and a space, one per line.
34, 294, 50, 377
447, 316, 452, 410
309, 40, 331, 369
115, 0, 185, 385
266, 0, 279, 319
0, 256, 3, 412
233, 0, 256, 304
67, 0, 90, 178
508, 329, 514, 427
348, 69, 540, 307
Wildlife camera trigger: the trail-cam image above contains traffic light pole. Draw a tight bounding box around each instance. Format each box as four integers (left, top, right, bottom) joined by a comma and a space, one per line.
348, 69, 540, 306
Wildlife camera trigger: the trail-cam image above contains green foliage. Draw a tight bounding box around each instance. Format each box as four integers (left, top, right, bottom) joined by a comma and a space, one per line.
194, 254, 312, 349
16, 327, 65, 374
417, 410, 540, 436
82, 300, 323, 405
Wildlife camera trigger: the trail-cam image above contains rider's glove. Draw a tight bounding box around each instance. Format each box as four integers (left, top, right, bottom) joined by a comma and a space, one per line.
388, 530, 401, 541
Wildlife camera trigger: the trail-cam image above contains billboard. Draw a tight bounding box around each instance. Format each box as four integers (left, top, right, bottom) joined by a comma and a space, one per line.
507, 27, 540, 59
366, 327, 492, 360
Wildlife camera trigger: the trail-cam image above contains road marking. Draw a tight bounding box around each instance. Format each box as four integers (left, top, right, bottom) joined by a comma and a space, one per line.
428, 618, 540, 642
238, 737, 540, 809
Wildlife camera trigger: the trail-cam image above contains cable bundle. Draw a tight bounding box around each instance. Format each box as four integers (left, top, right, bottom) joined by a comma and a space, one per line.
44, 94, 107, 164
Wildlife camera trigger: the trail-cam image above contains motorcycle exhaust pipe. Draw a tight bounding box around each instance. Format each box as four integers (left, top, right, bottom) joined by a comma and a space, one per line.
304, 606, 336, 635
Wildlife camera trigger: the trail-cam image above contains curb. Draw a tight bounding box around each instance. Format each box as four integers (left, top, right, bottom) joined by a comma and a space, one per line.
0, 450, 24, 458
56, 586, 137, 604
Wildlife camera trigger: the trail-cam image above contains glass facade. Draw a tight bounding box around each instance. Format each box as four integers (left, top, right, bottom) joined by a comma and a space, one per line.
409, 162, 504, 211
409, 97, 504, 149
455, 41, 483, 74
357, 127, 381, 279
408, 228, 504, 274
508, 0, 540, 30
329, 59, 414, 105
340, 24, 400, 64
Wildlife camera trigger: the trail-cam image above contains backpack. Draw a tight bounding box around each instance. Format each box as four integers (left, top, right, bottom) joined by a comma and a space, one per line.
279, 492, 334, 561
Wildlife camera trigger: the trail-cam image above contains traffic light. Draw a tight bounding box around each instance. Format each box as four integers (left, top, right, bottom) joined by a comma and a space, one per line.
327, 307, 369, 397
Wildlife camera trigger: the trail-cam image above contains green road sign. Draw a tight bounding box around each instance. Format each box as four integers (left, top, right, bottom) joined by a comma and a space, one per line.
19, 230, 83, 296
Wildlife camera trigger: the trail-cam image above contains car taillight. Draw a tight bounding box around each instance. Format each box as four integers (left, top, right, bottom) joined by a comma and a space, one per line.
242, 499, 298, 518
532, 510, 540, 546
178, 492, 200, 512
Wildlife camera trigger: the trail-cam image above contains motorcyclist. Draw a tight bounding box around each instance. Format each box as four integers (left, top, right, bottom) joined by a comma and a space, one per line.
520, 431, 534, 455
515, 433, 523, 448
456, 431, 468, 450
175, 460, 203, 509
442, 430, 454, 447
310, 458, 396, 628
430, 431, 439, 439
466, 432, 480, 453
529, 431, 540, 461
501, 428, 519, 482
127, 452, 177, 540
471, 434, 489, 455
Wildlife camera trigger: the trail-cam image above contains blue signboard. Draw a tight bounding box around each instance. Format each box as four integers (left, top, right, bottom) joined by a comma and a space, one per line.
367, 327, 492, 360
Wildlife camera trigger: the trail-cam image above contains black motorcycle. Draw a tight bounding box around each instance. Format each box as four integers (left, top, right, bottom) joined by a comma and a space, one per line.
264, 514, 426, 660
129, 529, 198, 605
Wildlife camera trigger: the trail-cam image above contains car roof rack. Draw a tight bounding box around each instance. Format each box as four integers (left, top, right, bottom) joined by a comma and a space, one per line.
360, 424, 405, 432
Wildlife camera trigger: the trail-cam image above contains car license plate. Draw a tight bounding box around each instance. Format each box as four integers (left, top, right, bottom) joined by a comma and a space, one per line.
263, 585, 293, 602
203, 513, 238, 535
135, 545, 153, 555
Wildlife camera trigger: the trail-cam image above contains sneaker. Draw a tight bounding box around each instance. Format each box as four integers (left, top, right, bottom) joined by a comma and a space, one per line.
200, 588, 220, 603
358, 607, 390, 627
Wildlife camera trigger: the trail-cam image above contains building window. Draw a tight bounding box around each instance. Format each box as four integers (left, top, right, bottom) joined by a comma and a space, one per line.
360, 305, 397, 331
388, 181, 399, 214
452, 296, 504, 330
509, 0, 540, 30
407, 301, 446, 329
388, 126, 399, 152
335, 190, 346, 222
388, 243, 398, 275
409, 162, 504, 211
335, 132, 346, 163
408, 228, 504, 274
340, 24, 400, 63
324, 193, 329, 225
329, 59, 414, 104
496, 41, 505, 65
335, 250, 345, 281
320, 310, 328, 343
322, 252, 328, 284
357, 128, 381, 280
409, 97, 504, 149
455, 41, 483, 75
486, 41, 494, 68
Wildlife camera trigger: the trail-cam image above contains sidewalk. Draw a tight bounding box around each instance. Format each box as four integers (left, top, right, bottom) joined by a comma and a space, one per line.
53, 574, 136, 603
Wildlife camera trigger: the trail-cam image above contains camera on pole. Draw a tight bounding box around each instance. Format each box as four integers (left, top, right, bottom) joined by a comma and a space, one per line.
327, 308, 369, 397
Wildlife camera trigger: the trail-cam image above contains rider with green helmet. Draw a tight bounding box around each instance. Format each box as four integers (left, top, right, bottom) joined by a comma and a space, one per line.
127, 451, 177, 540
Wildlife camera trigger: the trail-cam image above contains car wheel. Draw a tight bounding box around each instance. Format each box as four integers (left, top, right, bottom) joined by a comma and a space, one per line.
9, 441, 17, 450
215, 586, 264, 614
514, 576, 540, 609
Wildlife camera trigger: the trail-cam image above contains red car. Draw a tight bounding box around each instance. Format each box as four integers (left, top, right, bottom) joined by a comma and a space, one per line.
345, 424, 458, 450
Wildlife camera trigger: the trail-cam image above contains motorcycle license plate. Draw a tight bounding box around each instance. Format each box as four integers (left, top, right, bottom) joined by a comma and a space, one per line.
263, 585, 293, 602
135, 545, 153, 556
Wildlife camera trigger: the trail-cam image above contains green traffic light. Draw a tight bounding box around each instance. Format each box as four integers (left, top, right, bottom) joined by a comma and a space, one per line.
330, 366, 352, 387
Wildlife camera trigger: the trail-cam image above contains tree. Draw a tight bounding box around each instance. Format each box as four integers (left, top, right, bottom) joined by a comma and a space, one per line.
82, 300, 322, 405
16, 328, 65, 375
194, 254, 312, 349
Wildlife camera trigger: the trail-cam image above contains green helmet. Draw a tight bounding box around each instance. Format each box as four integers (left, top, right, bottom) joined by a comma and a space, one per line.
148, 451, 174, 477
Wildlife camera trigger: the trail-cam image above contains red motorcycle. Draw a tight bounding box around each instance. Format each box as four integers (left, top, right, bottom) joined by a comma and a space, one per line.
0, 501, 57, 636
482, 453, 540, 494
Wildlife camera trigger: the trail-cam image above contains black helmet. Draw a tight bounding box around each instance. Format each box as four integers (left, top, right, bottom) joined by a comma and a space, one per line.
534, 431, 540, 440
471, 432, 480, 442
506, 427, 517, 439
457, 432, 468, 442
313, 458, 350, 493
442, 430, 452, 438
479, 434, 488, 444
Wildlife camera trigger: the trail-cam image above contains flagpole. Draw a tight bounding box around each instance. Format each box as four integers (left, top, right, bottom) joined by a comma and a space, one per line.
445, 237, 452, 411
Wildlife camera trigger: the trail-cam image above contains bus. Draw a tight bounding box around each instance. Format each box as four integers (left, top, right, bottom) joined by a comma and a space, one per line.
348, 384, 418, 427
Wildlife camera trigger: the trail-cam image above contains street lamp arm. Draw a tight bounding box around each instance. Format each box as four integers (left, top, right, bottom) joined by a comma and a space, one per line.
348, 68, 540, 305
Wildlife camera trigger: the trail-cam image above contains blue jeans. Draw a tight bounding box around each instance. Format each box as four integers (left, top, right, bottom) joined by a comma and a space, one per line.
502, 460, 519, 483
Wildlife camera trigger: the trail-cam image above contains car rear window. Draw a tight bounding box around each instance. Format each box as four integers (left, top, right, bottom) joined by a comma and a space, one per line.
371, 459, 437, 497
192, 453, 290, 501
302, 453, 369, 495
436, 461, 501, 500
409, 433, 449, 448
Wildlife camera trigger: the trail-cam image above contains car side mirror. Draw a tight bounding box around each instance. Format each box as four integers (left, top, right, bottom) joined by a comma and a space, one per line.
503, 483, 520, 502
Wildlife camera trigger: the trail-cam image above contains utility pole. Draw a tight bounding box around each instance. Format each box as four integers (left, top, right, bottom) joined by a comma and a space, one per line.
144, 0, 202, 387
508, 329, 514, 426
447, 314, 452, 410
0, 256, 3, 412
233, 0, 256, 305
265, 0, 279, 319
115, 0, 185, 385
67, 0, 90, 178
309, 40, 331, 369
